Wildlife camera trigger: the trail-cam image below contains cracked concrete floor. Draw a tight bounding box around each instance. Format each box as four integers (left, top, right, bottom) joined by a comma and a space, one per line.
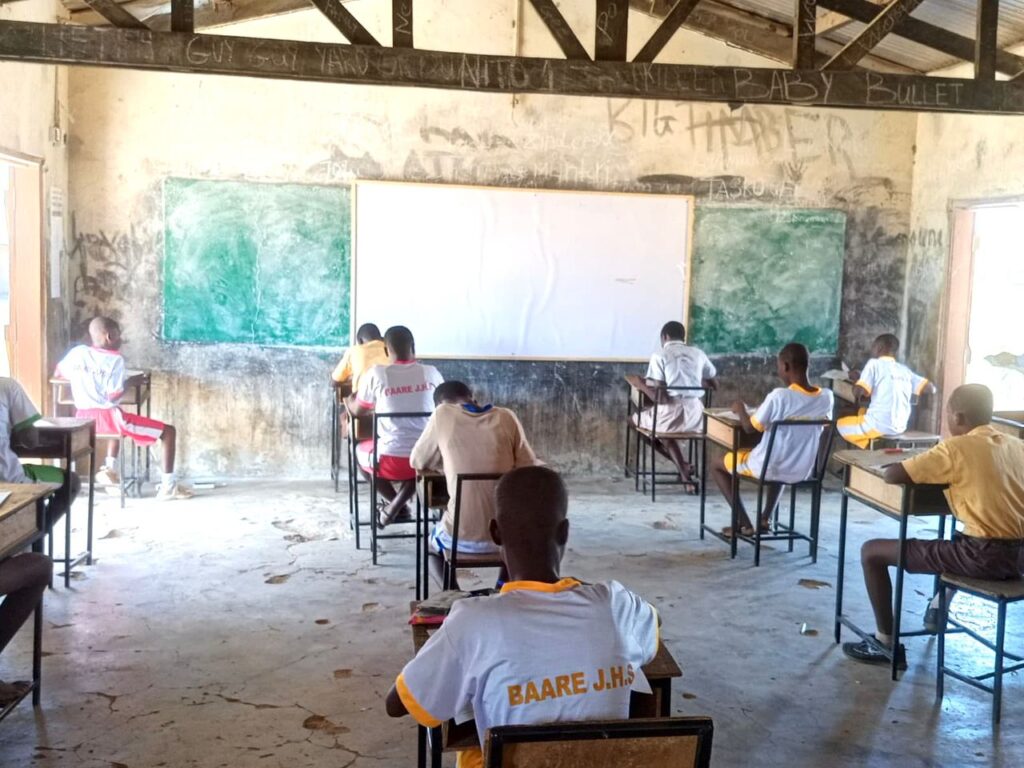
0, 476, 1021, 767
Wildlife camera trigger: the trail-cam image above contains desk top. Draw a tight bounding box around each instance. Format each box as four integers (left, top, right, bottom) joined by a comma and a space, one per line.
0, 483, 59, 521
624, 374, 661, 404
34, 417, 95, 432
703, 407, 751, 425
833, 448, 924, 477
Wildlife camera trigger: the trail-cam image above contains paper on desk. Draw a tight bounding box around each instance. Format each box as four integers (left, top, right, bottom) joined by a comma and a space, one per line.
34, 419, 58, 428
821, 369, 850, 381
0, 492, 10, 508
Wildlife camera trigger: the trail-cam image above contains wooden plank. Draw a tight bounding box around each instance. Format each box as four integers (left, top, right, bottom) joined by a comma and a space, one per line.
1, 20, 1022, 113
527, 0, 590, 60
392, 0, 413, 48
817, 10, 855, 34
793, 0, 817, 68
975, 0, 999, 80
596, 0, 629, 61
170, 0, 193, 34
309, 0, 380, 46
633, 0, 702, 63
822, 0, 926, 71
817, 0, 1024, 76
79, 0, 148, 30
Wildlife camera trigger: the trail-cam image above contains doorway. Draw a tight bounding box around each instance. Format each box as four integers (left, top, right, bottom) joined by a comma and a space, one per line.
942, 201, 1024, 422
0, 151, 46, 408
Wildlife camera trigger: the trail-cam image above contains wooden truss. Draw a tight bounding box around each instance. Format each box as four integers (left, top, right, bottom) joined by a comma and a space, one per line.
0, 0, 1022, 114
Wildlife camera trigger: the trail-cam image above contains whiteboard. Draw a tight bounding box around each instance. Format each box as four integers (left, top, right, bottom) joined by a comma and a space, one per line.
352, 181, 692, 360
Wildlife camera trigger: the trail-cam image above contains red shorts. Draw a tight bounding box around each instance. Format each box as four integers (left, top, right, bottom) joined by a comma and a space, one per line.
78, 408, 166, 447
356, 440, 416, 481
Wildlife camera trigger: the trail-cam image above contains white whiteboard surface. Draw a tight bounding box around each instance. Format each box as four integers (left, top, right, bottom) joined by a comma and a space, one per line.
352, 181, 692, 360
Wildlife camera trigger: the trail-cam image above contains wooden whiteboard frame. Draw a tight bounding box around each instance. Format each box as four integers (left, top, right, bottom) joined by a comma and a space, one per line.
350, 179, 694, 363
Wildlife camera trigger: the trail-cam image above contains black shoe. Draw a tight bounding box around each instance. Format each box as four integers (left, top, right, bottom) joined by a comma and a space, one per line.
842, 639, 908, 670
923, 605, 946, 635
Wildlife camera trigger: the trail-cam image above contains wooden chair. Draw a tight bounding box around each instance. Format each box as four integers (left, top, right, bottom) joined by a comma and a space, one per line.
725, 419, 835, 567
484, 717, 714, 768
936, 574, 1024, 725
441, 472, 504, 590
629, 385, 712, 503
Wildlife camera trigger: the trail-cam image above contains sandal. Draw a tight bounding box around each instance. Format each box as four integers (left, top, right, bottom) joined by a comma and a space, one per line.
720, 525, 755, 540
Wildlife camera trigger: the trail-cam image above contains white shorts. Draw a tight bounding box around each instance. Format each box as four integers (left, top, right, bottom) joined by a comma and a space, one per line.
430, 524, 500, 556
633, 397, 703, 435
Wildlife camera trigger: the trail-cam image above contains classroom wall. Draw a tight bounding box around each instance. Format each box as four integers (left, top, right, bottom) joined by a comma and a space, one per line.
0, 0, 71, 378
65, 4, 919, 476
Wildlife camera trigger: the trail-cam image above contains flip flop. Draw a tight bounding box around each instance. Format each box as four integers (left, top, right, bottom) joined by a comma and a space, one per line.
720, 525, 756, 539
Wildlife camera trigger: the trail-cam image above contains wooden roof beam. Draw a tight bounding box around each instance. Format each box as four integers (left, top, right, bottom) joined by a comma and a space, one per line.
527, 0, 590, 60
822, 0, 926, 70
634, 0, 703, 63
79, 0, 149, 29
309, 0, 380, 45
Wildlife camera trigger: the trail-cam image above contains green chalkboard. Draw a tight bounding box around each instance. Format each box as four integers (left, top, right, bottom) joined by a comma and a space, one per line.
689, 208, 846, 355
163, 178, 350, 347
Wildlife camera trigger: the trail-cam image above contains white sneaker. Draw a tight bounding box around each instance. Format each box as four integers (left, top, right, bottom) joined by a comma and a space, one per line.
156, 482, 194, 501
95, 467, 120, 486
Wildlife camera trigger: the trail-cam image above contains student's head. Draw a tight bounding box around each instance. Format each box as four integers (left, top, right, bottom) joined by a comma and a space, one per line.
433, 380, 473, 407
776, 342, 809, 383
356, 323, 383, 344
89, 316, 122, 350
660, 321, 686, 345
490, 466, 569, 577
383, 326, 415, 361
871, 333, 900, 358
946, 384, 993, 436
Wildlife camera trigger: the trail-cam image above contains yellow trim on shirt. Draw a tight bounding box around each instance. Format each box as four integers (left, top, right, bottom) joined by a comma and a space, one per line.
788, 383, 822, 396
915, 378, 930, 396
457, 748, 484, 768
854, 380, 872, 396
878, 356, 896, 362
500, 577, 582, 595
395, 673, 442, 728
749, 415, 765, 432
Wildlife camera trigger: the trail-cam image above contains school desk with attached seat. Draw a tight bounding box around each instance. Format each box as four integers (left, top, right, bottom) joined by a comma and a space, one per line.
702, 412, 833, 566
821, 372, 939, 450
407, 597, 683, 768
833, 449, 956, 681
440, 473, 505, 591
623, 376, 710, 504
13, 418, 97, 588
0, 482, 60, 722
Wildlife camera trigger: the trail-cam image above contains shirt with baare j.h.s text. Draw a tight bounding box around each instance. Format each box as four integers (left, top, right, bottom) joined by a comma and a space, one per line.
395, 578, 659, 764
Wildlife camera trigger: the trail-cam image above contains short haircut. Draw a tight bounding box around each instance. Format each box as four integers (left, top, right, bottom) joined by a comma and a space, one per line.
874, 333, 900, 355
661, 321, 686, 341
91, 316, 120, 335
434, 380, 472, 406
356, 323, 382, 343
779, 342, 810, 371
495, 466, 568, 531
949, 384, 993, 427
384, 325, 415, 357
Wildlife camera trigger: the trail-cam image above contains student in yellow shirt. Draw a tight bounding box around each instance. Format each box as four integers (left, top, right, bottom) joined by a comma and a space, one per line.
332, 323, 388, 390
844, 384, 1024, 668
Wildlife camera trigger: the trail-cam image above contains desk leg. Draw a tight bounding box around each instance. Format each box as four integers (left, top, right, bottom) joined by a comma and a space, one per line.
429, 725, 442, 768
835, 490, 849, 644
31, 596, 42, 706
698, 437, 707, 539
656, 679, 672, 717
87, 430, 96, 566
417, 725, 427, 768
730, 435, 739, 560
415, 494, 422, 602
892, 513, 909, 681
64, 498, 71, 589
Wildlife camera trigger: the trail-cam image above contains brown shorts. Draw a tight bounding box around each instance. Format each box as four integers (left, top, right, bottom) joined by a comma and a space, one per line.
904, 534, 1024, 580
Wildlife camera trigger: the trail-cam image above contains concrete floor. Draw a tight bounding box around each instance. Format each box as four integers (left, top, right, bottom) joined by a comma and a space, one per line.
0, 475, 1021, 768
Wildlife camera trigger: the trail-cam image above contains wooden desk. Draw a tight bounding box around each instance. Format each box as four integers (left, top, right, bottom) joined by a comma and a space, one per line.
0, 482, 60, 720
993, 412, 1024, 440
409, 597, 682, 763
833, 449, 952, 680
701, 408, 759, 557
51, 370, 150, 416
14, 418, 97, 588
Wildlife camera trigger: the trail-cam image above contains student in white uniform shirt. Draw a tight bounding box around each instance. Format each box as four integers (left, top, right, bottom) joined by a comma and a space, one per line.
837, 333, 935, 449
712, 343, 834, 538
410, 380, 539, 589
386, 466, 660, 768
634, 321, 718, 485
348, 326, 444, 527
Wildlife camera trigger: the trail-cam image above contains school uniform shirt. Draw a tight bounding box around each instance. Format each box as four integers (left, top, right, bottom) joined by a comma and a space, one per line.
396, 579, 659, 766
746, 384, 834, 483
355, 361, 444, 457
409, 403, 538, 548
331, 339, 389, 390
903, 424, 1024, 540
54, 345, 125, 410
641, 341, 716, 433
0, 378, 41, 484
855, 356, 931, 435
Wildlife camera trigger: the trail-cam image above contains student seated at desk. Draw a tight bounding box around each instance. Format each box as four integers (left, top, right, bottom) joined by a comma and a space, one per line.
331, 323, 388, 391
410, 380, 539, 588
844, 384, 1024, 668
712, 343, 834, 538
1, 377, 80, 528
348, 326, 444, 528
634, 321, 717, 484
837, 333, 935, 449
55, 317, 191, 501
385, 466, 660, 768
0, 552, 51, 706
